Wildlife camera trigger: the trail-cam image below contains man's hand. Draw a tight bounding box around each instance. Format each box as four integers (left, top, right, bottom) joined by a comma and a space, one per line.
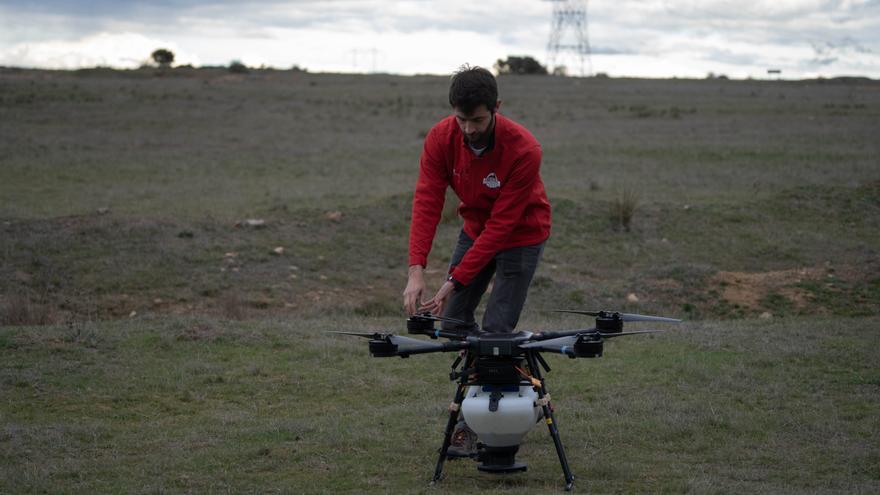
403, 265, 427, 315
418, 280, 455, 317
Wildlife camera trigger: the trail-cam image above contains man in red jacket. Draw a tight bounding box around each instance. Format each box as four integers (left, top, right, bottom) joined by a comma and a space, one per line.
403, 65, 551, 456
403, 65, 552, 336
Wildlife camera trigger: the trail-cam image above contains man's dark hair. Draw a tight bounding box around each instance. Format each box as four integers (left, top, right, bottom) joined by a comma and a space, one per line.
449, 65, 498, 114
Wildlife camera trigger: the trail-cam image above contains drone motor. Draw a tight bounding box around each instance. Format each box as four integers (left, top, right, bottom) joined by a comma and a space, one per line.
595, 313, 623, 333
368, 338, 398, 357
573, 334, 603, 358
406, 313, 471, 340
407, 315, 434, 335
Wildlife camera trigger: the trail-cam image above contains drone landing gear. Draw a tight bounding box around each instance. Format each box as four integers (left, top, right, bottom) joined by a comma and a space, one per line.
431, 351, 575, 491
525, 350, 575, 491
432, 381, 468, 482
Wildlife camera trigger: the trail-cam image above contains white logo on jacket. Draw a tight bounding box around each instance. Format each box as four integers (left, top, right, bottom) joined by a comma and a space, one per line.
482, 172, 501, 189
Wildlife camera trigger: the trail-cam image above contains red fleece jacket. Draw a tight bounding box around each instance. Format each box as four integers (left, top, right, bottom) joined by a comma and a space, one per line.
408, 113, 552, 286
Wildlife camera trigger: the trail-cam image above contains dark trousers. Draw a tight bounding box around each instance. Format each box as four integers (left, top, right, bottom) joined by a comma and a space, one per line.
441, 230, 545, 334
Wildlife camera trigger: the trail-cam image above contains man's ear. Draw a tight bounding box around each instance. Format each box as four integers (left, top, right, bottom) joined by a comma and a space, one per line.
494, 100, 502, 112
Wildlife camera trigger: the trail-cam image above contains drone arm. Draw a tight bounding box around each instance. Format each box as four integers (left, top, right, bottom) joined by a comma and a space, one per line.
427, 328, 471, 340
396, 340, 469, 357
519, 335, 580, 356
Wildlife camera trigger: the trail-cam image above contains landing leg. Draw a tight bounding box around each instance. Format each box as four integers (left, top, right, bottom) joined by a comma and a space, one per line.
432, 352, 472, 484
431, 382, 466, 484
526, 351, 575, 491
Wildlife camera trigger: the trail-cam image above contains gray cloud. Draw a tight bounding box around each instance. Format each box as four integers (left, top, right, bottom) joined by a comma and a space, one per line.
809, 36, 873, 66
1, 0, 878, 77
590, 45, 636, 56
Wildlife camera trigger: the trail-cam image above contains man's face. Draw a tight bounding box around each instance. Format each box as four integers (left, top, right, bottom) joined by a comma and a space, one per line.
453, 104, 496, 148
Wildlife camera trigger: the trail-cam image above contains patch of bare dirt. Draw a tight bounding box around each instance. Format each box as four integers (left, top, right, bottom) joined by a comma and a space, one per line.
712, 266, 828, 311
650, 278, 685, 291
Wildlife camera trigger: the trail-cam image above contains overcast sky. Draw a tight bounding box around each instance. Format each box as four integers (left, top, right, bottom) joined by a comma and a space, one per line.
1, 0, 878, 78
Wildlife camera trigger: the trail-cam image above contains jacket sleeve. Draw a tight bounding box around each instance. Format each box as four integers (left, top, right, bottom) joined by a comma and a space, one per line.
450, 145, 542, 285
408, 129, 448, 268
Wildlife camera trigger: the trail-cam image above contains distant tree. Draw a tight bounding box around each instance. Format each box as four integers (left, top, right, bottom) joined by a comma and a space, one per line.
229, 60, 249, 74
151, 48, 174, 68
494, 56, 548, 75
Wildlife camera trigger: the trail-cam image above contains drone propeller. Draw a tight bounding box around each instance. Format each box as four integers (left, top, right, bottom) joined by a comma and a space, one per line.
600, 330, 664, 338
329, 331, 385, 339
553, 309, 681, 323
412, 313, 468, 325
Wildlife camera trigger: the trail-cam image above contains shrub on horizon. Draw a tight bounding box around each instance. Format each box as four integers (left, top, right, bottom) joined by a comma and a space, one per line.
494, 56, 548, 75
229, 60, 249, 74
151, 48, 174, 68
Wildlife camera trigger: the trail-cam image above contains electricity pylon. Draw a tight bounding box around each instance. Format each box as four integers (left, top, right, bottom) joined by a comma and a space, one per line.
545, 0, 592, 76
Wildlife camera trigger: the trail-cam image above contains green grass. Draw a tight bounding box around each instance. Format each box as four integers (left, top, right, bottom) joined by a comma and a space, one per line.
1, 315, 878, 493
2, 72, 878, 218
3, 69, 878, 322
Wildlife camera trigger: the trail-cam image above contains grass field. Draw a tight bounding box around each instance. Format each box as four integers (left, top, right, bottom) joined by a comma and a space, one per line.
1, 67, 879, 493
2, 316, 878, 493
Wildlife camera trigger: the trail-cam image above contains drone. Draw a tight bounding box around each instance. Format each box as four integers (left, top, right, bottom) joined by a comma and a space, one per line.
335, 309, 681, 491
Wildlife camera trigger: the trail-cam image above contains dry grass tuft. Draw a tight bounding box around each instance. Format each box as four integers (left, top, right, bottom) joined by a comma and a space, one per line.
609, 187, 640, 232
0, 293, 54, 326
219, 292, 246, 320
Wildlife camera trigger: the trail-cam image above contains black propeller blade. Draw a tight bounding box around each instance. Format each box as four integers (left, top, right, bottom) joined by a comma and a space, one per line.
412, 313, 468, 325
553, 309, 681, 323
329, 331, 385, 339
600, 330, 664, 338
616, 313, 681, 323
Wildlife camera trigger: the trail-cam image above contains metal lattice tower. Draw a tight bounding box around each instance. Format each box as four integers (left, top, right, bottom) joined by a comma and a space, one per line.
545, 0, 592, 76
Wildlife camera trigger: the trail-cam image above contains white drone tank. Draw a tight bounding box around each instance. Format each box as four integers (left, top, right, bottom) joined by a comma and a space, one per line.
460, 385, 541, 447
